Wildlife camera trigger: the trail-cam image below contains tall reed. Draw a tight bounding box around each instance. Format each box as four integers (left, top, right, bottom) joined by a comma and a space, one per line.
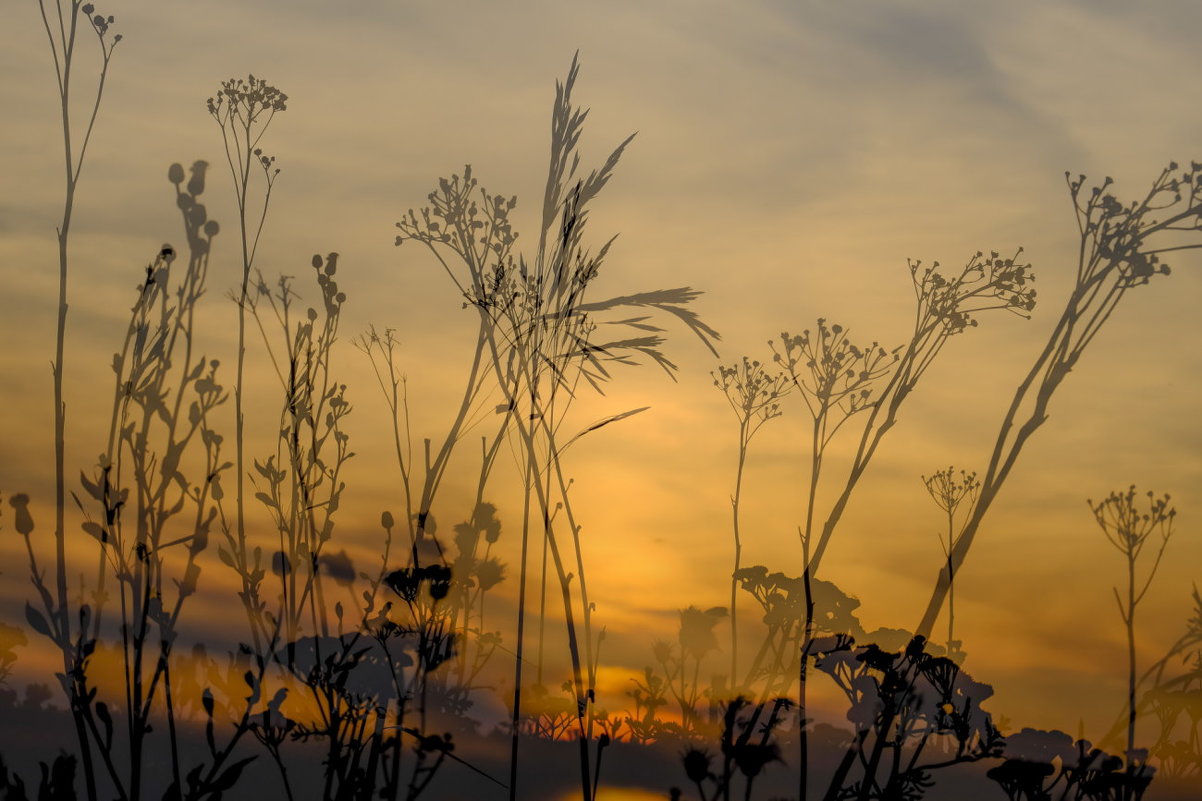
397, 55, 719, 801
481, 58, 718, 801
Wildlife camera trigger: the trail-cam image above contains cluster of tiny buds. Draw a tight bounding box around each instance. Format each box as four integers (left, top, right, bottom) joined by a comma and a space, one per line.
771, 319, 896, 408
207, 75, 288, 118
922, 467, 980, 515
1088, 486, 1176, 554
712, 356, 789, 423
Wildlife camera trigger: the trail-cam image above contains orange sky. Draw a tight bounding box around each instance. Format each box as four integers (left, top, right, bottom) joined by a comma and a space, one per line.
2, 0, 1202, 743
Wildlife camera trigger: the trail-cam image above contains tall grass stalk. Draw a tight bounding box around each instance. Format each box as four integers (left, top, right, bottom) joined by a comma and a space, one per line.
32, 3, 120, 796
480, 58, 716, 801
397, 55, 718, 801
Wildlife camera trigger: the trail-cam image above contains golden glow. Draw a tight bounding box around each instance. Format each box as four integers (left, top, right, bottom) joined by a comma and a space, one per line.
560, 789, 668, 801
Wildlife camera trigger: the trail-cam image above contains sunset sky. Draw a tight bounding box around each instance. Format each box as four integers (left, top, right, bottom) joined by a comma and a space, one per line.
3, 0, 1202, 744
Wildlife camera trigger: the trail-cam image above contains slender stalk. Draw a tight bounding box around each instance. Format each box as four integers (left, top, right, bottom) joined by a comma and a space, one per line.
730, 425, 747, 687
714, 358, 787, 695
33, 5, 119, 797
208, 77, 286, 654
508, 459, 534, 801
1089, 486, 1175, 792
921, 468, 978, 660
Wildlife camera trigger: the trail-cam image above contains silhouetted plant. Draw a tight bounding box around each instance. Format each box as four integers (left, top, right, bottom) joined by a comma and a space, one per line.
792, 249, 1034, 582
77, 168, 225, 800
713, 357, 790, 690
377, 554, 465, 799
772, 317, 898, 794
813, 634, 1004, 801
244, 254, 352, 650
234, 508, 479, 801
730, 567, 864, 698
397, 55, 718, 801
1089, 486, 1176, 789
14, 161, 232, 801
626, 666, 674, 744
354, 328, 514, 756
354, 323, 510, 576
1100, 585, 1202, 779
32, 3, 121, 795
445, 502, 507, 696
920, 467, 979, 662
760, 249, 1030, 797
208, 74, 287, 658
989, 730, 1156, 801
355, 205, 530, 793
917, 166, 1202, 639
649, 606, 729, 734
678, 695, 790, 801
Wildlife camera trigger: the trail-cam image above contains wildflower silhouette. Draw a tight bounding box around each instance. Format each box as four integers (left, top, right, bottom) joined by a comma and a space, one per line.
767, 248, 1030, 799
208, 73, 287, 656
32, 3, 121, 795
921, 466, 979, 661
1090, 486, 1176, 788
918, 167, 1202, 640
713, 357, 789, 689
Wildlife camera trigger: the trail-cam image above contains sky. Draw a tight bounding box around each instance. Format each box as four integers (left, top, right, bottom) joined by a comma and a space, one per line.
2, 0, 1202, 744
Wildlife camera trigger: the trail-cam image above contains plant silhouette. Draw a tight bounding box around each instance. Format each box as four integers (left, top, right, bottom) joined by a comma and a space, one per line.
915, 167, 1202, 640
1090, 486, 1176, 794
6, 7, 1202, 800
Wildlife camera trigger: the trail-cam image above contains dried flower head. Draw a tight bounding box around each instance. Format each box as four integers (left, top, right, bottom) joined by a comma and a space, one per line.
1089, 485, 1175, 558
207, 74, 288, 119
910, 249, 1036, 336
771, 319, 899, 419
922, 467, 980, 516
713, 356, 790, 431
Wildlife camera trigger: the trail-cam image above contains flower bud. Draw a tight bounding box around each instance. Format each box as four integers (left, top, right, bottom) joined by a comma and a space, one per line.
9, 494, 34, 536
